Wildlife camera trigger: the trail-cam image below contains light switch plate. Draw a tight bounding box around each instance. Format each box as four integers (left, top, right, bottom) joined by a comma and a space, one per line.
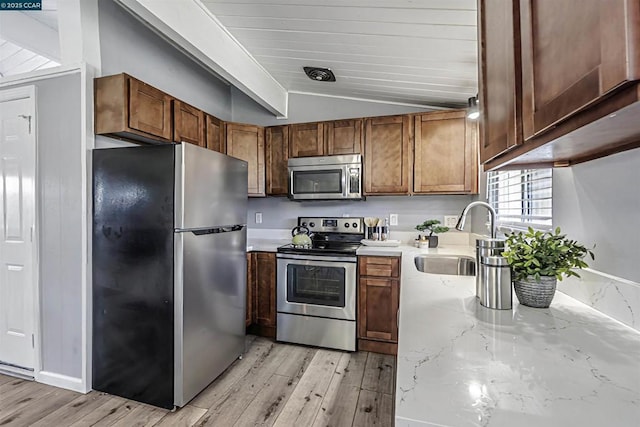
444, 215, 459, 228
389, 214, 398, 226
255, 212, 263, 224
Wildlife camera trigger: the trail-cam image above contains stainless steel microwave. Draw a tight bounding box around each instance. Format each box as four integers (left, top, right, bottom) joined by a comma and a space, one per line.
288, 154, 363, 200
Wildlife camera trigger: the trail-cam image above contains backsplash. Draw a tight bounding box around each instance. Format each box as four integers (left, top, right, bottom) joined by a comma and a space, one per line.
247, 195, 474, 232
558, 270, 640, 333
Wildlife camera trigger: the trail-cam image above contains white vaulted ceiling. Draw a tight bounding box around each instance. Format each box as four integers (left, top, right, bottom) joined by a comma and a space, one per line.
201, 0, 478, 109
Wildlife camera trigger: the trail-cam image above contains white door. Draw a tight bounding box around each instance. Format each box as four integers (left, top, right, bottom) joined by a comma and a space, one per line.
0, 89, 36, 372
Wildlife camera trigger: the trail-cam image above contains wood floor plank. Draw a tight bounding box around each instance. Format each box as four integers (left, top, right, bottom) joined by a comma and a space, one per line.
190, 337, 274, 410
153, 405, 207, 427
340, 351, 368, 388
30, 391, 112, 427
311, 353, 361, 427
108, 403, 168, 427
0, 380, 60, 423
0, 375, 17, 386
70, 396, 138, 427
361, 353, 395, 394
352, 390, 393, 427
0, 379, 52, 413
196, 342, 295, 426
272, 350, 343, 427
274, 344, 317, 380
0, 387, 79, 426
232, 374, 297, 427
0, 347, 397, 427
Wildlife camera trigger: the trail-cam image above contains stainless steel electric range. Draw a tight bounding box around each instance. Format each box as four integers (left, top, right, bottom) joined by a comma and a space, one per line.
276, 216, 364, 351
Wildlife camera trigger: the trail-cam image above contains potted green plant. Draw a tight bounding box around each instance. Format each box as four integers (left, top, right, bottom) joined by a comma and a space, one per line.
502, 227, 595, 308
415, 219, 449, 248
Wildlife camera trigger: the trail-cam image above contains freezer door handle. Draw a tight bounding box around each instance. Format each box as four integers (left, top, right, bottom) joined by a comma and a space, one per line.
177, 224, 246, 235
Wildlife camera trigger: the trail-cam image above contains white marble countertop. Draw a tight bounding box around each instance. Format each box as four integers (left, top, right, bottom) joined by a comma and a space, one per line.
385, 244, 640, 427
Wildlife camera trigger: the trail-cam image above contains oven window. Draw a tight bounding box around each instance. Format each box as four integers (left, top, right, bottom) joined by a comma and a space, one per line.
292, 169, 342, 194
286, 264, 345, 307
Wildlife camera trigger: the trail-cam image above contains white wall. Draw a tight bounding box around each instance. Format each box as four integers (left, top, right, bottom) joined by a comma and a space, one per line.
248, 195, 474, 233
98, 0, 232, 121
2, 72, 84, 381
553, 148, 640, 331
554, 149, 640, 283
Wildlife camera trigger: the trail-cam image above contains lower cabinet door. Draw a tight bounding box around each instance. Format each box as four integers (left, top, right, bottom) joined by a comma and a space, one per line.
358, 277, 399, 342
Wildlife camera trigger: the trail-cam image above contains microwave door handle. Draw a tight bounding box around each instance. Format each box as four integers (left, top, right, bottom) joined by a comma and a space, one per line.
342, 167, 348, 198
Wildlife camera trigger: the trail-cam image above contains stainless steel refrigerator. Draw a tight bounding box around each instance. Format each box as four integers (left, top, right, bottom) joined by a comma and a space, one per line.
92, 143, 247, 409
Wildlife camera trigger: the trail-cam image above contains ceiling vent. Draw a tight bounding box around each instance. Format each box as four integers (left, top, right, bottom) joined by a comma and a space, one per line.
303, 67, 336, 82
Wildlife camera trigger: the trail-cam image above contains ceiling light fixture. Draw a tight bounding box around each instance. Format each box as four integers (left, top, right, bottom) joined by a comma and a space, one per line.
303, 67, 336, 82
467, 95, 480, 120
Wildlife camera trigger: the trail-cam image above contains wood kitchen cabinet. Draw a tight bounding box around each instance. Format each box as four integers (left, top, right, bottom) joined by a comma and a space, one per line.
364, 115, 411, 195
480, 0, 640, 170
226, 123, 265, 197
246, 252, 277, 338
205, 114, 226, 154
358, 256, 401, 355
325, 119, 363, 155
173, 100, 205, 147
519, 0, 640, 140
289, 122, 324, 157
265, 125, 289, 196
95, 73, 173, 143
414, 110, 478, 194
478, 0, 522, 163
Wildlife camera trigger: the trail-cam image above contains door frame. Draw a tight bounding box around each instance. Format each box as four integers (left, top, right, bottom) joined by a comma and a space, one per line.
0, 85, 40, 379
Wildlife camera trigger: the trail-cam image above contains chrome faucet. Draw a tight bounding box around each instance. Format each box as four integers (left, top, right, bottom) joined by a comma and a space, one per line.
455, 201, 497, 239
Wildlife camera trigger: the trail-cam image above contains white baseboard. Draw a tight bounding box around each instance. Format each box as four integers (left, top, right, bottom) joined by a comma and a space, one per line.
37, 371, 89, 394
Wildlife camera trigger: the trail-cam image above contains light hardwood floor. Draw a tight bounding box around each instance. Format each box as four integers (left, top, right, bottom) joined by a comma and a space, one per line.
0, 336, 395, 426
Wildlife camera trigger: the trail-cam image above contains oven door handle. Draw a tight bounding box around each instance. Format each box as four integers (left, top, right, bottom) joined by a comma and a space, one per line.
276, 253, 357, 263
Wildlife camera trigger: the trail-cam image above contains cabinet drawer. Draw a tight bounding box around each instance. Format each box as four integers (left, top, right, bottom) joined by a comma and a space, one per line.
359, 256, 400, 278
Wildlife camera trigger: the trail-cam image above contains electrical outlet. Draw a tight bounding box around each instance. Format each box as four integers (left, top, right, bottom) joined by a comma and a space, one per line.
389, 214, 398, 226
444, 215, 459, 228
255, 212, 263, 224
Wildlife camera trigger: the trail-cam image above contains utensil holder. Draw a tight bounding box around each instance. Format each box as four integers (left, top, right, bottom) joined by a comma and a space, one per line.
366, 226, 380, 240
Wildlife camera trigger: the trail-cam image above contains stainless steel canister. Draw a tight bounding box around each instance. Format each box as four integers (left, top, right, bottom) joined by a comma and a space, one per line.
475, 238, 505, 298
479, 255, 512, 310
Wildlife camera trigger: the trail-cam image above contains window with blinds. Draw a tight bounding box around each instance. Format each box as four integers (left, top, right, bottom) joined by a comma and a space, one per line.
487, 169, 552, 229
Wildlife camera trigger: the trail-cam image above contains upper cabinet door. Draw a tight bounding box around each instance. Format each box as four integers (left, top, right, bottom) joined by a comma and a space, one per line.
289, 123, 324, 157
520, 0, 640, 140
364, 115, 411, 195
265, 125, 289, 196
325, 119, 363, 155
128, 77, 173, 141
226, 123, 265, 197
414, 111, 478, 194
478, 0, 522, 163
205, 114, 226, 154
173, 100, 205, 147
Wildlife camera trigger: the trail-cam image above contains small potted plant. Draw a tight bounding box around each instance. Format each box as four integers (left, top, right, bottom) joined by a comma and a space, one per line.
502, 227, 595, 308
415, 219, 449, 248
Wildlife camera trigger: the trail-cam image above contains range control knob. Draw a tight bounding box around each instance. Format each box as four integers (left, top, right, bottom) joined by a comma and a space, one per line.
309, 222, 315, 228
352, 222, 358, 228
301, 222, 307, 227
344, 222, 350, 228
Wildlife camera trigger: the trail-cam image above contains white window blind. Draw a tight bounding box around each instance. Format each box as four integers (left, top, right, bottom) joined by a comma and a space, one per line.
487, 169, 552, 228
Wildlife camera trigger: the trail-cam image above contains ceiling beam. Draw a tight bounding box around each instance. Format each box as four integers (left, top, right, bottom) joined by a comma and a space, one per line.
0, 12, 60, 61
115, 0, 288, 117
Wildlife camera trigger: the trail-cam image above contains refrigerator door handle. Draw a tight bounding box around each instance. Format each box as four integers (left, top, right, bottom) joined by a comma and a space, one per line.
175, 224, 246, 235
